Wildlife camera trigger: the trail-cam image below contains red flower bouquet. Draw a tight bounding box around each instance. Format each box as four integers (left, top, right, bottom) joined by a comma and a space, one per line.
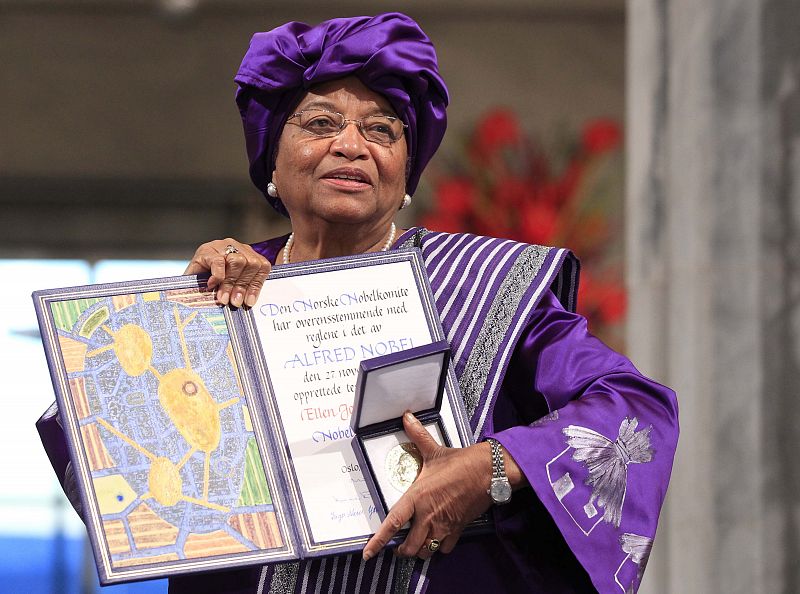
419, 108, 626, 348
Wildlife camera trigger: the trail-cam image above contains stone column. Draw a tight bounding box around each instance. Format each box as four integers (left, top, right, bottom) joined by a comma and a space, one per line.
627, 1, 800, 593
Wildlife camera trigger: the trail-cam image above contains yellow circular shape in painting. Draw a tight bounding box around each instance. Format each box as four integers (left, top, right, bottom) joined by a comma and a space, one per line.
113, 324, 153, 376
149, 457, 183, 507
158, 369, 221, 452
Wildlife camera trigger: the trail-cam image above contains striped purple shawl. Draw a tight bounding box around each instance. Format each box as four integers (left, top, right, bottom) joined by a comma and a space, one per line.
245, 228, 578, 594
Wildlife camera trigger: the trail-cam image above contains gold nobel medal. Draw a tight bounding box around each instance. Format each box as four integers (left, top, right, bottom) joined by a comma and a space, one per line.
385, 442, 423, 492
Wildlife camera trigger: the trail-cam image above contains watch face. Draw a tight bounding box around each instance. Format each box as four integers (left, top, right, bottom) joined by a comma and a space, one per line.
490, 479, 512, 504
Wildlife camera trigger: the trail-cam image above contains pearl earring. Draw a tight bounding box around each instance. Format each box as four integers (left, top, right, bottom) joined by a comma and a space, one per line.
267, 182, 279, 198
400, 193, 412, 209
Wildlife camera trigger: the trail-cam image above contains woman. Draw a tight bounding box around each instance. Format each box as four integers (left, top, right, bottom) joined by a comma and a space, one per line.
38, 12, 677, 594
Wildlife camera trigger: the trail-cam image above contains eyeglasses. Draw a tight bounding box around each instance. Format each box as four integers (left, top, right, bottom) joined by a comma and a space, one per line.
286, 109, 407, 146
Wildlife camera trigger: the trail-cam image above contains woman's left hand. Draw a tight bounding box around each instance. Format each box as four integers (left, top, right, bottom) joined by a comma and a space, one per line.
363, 412, 494, 560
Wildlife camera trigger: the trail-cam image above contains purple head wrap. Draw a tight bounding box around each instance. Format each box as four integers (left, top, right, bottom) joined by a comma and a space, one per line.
234, 12, 450, 216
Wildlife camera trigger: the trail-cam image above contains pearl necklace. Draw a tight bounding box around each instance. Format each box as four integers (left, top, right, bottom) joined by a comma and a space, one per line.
282, 222, 396, 265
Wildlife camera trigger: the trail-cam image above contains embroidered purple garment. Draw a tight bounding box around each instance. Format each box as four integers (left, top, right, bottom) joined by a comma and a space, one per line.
36, 228, 678, 594
170, 228, 678, 593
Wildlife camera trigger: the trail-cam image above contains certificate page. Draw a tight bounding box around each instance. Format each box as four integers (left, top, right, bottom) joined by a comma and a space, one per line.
253, 259, 444, 545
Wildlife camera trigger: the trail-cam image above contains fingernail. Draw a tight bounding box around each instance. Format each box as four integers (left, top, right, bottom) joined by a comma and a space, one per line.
245, 294, 257, 308
404, 411, 416, 423
232, 291, 244, 308
218, 291, 230, 305
362, 551, 372, 561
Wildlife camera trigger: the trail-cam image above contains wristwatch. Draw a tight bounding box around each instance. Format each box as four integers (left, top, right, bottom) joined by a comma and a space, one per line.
487, 438, 512, 505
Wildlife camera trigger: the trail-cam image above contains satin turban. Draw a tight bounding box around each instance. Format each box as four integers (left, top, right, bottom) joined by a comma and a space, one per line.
234, 12, 450, 215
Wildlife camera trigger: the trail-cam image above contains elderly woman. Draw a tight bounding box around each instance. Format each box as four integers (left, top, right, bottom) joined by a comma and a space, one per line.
38, 12, 677, 594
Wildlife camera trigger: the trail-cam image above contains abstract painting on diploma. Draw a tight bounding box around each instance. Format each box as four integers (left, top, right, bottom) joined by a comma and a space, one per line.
34, 278, 293, 584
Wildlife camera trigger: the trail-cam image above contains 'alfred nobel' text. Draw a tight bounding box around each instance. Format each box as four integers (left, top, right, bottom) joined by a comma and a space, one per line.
283, 337, 414, 368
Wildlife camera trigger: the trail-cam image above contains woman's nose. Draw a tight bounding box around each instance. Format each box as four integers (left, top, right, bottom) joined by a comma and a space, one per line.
329, 121, 370, 160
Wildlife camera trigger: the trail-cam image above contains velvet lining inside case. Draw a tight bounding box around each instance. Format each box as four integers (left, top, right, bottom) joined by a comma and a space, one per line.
350, 340, 452, 518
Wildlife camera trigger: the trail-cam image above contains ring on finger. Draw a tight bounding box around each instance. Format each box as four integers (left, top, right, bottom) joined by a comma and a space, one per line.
426, 538, 441, 553
224, 244, 239, 255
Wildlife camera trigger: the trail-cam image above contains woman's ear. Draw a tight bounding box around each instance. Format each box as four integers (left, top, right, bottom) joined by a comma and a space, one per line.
270, 139, 281, 187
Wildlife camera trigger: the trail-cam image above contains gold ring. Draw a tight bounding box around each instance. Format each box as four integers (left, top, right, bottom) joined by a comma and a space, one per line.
224, 245, 239, 255
426, 538, 441, 553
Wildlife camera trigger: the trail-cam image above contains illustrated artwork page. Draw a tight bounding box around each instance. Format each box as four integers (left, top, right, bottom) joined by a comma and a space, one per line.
49, 287, 286, 574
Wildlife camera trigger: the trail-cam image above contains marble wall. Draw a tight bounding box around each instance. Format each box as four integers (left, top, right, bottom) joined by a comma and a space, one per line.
627, 1, 800, 592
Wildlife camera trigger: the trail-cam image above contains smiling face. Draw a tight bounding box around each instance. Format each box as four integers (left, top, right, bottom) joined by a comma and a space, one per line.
271, 77, 408, 235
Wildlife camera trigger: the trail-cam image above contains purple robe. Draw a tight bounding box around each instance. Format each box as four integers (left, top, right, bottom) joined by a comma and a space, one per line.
37, 228, 678, 594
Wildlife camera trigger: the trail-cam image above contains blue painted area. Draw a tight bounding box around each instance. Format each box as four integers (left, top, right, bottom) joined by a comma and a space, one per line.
0, 536, 167, 594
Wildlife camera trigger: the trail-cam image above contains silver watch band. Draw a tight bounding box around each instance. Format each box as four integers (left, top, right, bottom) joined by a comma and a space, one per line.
489, 438, 505, 479
487, 438, 512, 505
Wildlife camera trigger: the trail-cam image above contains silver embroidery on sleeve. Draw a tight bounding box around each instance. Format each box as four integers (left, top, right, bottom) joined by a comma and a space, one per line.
562, 417, 654, 528
551, 471, 574, 500
531, 410, 559, 426
614, 533, 653, 593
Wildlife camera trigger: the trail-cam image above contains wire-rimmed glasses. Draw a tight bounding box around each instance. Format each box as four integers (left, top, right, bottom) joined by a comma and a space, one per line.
286, 109, 407, 146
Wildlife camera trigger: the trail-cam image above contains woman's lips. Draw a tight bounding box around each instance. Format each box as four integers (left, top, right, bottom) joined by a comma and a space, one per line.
321, 177, 372, 190
321, 167, 373, 190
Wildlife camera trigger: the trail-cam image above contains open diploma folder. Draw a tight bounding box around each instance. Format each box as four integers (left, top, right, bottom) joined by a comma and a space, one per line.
33, 249, 478, 584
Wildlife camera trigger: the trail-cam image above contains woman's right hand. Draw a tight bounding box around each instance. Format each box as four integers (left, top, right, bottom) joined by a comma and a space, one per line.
184, 238, 271, 308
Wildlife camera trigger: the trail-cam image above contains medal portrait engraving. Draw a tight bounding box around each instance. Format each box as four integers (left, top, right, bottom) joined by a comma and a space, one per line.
384, 442, 422, 492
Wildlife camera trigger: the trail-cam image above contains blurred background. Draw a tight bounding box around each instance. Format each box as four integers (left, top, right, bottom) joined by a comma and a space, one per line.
1, 0, 797, 592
